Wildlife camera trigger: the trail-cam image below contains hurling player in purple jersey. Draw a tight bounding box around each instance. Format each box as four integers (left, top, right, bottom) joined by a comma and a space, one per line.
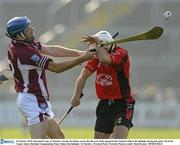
4, 16, 95, 139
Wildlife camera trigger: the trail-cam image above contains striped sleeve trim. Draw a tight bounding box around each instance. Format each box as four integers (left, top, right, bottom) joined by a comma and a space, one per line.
38, 56, 49, 69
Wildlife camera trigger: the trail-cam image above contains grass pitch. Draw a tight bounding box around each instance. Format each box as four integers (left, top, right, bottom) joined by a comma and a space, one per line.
0, 127, 180, 139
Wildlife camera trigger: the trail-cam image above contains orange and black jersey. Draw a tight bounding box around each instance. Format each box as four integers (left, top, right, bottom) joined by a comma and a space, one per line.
85, 46, 132, 100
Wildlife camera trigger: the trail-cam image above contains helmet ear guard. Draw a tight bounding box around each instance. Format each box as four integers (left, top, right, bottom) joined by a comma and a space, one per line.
5, 16, 31, 39
5, 32, 26, 40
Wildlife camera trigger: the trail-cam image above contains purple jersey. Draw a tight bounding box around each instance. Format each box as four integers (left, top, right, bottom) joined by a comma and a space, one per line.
8, 41, 52, 102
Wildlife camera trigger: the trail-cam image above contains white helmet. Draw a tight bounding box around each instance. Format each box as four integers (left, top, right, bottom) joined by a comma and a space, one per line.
93, 31, 115, 52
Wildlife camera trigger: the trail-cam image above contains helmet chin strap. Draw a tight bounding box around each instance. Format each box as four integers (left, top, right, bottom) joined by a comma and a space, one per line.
108, 44, 116, 53
108, 32, 119, 53
20, 32, 26, 39
20, 32, 35, 43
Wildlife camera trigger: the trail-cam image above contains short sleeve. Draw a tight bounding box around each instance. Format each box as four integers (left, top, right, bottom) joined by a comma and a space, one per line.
109, 48, 127, 65
18, 48, 52, 70
84, 58, 98, 73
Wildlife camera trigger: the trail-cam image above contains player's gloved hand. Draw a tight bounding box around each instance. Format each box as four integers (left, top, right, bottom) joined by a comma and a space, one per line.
78, 51, 84, 56
70, 97, 80, 107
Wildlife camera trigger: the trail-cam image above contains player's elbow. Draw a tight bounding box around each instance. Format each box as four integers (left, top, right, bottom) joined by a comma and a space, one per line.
47, 62, 64, 73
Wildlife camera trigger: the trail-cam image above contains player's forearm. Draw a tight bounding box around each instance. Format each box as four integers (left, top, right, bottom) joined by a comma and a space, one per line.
48, 56, 87, 73
43, 45, 83, 57
73, 76, 86, 99
96, 47, 111, 64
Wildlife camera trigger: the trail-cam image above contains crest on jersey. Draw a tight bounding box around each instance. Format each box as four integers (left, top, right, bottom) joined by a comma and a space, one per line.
31, 54, 40, 62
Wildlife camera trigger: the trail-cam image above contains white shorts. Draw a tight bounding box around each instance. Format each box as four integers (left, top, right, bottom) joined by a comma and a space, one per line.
16, 92, 54, 125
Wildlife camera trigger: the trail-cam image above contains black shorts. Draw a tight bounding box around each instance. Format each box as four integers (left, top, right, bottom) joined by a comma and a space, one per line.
95, 97, 135, 134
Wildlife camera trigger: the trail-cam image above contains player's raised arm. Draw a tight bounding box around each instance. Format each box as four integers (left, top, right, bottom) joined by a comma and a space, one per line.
47, 48, 95, 73
41, 45, 83, 57
96, 46, 112, 64
82, 37, 112, 63
81, 31, 116, 64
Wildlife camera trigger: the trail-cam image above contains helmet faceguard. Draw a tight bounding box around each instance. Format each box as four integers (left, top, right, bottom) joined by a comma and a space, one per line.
6, 16, 31, 39
93, 31, 115, 52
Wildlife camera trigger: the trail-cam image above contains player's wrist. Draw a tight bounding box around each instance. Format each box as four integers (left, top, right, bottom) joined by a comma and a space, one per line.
78, 51, 84, 56
79, 54, 87, 61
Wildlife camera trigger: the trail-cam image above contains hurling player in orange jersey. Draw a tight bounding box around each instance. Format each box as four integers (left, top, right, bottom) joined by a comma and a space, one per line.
71, 31, 135, 139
